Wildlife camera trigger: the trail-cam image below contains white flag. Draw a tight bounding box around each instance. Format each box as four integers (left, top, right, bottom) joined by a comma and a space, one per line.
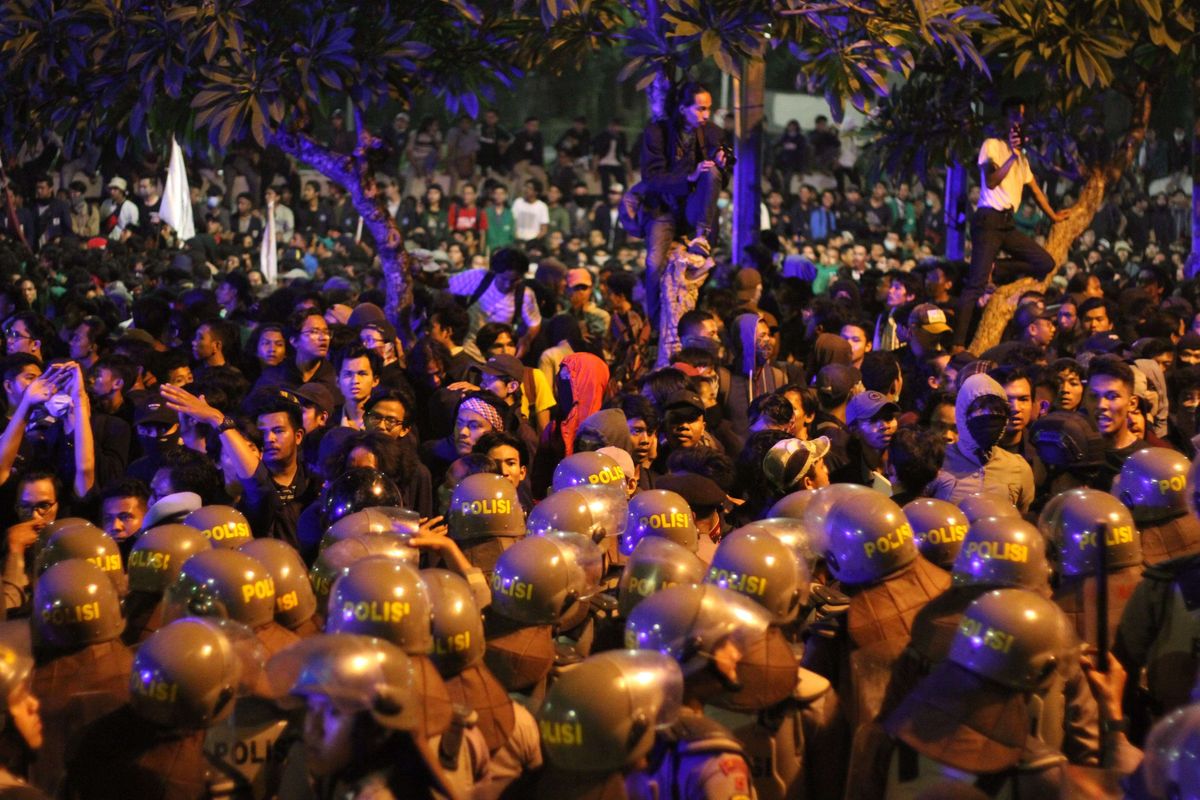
158, 136, 195, 243
261, 200, 278, 284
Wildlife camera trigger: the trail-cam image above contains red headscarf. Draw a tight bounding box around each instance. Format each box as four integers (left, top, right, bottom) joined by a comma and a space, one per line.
559, 352, 609, 455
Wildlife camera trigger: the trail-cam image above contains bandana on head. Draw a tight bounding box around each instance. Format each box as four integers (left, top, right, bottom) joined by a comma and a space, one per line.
459, 397, 504, 432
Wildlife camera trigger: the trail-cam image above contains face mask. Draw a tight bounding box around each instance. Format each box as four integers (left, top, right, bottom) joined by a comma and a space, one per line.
883, 239, 897, 252
717, 198, 730, 210
44, 394, 72, 419
206, 196, 220, 209
554, 376, 574, 420
966, 413, 1007, 454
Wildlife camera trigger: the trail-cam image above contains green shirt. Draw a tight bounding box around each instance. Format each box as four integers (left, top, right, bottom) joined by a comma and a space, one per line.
484, 205, 515, 251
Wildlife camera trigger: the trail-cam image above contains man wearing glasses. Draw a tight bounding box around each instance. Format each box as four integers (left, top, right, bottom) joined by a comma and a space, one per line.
4, 312, 53, 364
253, 308, 339, 400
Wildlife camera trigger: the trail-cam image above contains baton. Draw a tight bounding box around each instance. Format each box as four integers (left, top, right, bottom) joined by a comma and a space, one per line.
1096, 521, 1109, 673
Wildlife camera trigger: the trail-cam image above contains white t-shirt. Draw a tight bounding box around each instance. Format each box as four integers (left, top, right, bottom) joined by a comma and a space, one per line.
449, 268, 543, 329
510, 198, 549, 242
976, 138, 1033, 212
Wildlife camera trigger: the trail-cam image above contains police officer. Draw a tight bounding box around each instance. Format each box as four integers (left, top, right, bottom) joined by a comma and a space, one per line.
1048, 489, 1143, 648
525, 487, 600, 539
123, 523, 213, 645
447, 472, 526, 575
0, 639, 50, 798
268, 634, 457, 799
240, 538, 321, 637
484, 534, 603, 708
801, 492, 949, 732
326, 558, 487, 798
424, 568, 541, 799
320, 506, 421, 552
879, 514, 1103, 768
903, 497, 970, 571
31, 559, 134, 794
1115, 447, 1200, 718
63, 618, 267, 800
958, 488, 1021, 523
550, 450, 630, 540
183, 504, 255, 549
848, 589, 1076, 798
625, 584, 771, 800
530, 650, 683, 799
766, 489, 815, 522
703, 527, 848, 799
161, 549, 301, 656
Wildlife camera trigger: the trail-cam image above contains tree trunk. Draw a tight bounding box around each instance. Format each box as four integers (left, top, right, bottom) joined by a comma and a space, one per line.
944, 159, 967, 260
732, 60, 765, 264
1188, 64, 1200, 278
967, 83, 1152, 354
271, 122, 412, 341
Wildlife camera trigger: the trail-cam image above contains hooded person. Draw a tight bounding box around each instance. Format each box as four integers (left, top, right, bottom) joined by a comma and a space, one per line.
574, 408, 633, 455
724, 313, 787, 443
809, 332, 854, 373
531, 352, 609, 497
930, 373, 1035, 513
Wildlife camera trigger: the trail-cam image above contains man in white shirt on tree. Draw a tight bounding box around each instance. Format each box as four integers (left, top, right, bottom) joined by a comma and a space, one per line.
952, 97, 1069, 351
511, 179, 549, 246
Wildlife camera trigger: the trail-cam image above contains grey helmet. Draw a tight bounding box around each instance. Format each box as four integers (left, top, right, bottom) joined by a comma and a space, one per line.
161, 549, 277, 628
490, 532, 603, 626
183, 505, 254, 549
32, 559, 125, 650
705, 527, 810, 623
526, 488, 600, 539
951, 515, 1050, 591
422, 569, 486, 677
617, 537, 707, 618
309, 534, 419, 612
239, 539, 318, 630
959, 489, 1020, 523
948, 588, 1073, 690
128, 524, 214, 595
621, 489, 698, 556
766, 489, 816, 521
321, 506, 421, 552
537, 650, 682, 772
820, 492, 915, 586
35, 523, 126, 594
326, 557, 434, 655
1116, 446, 1189, 523
551, 450, 629, 537
130, 618, 265, 729
447, 473, 525, 541
903, 498, 970, 570
1051, 489, 1141, 578
625, 584, 771, 675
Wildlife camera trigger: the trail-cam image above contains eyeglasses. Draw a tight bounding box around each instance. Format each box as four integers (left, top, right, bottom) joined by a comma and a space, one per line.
300, 328, 331, 340
365, 411, 405, 432
18, 499, 57, 516
4, 330, 31, 341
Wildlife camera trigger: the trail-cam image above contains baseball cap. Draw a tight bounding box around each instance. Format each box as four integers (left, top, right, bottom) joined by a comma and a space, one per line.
845, 390, 901, 427
566, 269, 593, 290
347, 302, 387, 330
815, 364, 861, 403
135, 400, 177, 427
290, 383, 336, 417
1014, 302, 1056, 330
107, 176, 128, 192
909, 303, 952, 335
762, 437, 831, 493
663, 390, 705, 416
1080, 332, 1124, 355
479, 354, 525, 384
655, 473, 726, 511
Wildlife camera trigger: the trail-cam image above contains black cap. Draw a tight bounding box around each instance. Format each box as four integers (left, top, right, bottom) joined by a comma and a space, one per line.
1013, 301, 1056, 330
663, 390, 705, 415
1080, 332, 1124, 355
655, 473, 727, 511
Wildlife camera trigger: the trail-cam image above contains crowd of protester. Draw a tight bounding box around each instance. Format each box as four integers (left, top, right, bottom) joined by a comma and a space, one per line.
0, 98, 1191, 798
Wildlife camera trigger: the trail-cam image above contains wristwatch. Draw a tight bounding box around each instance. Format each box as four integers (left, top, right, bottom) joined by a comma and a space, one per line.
217, 416, 237, 433
1100, 718, 1127, 734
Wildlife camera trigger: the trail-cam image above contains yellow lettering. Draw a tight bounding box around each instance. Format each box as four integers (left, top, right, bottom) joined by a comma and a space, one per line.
539, 720, 584, 745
